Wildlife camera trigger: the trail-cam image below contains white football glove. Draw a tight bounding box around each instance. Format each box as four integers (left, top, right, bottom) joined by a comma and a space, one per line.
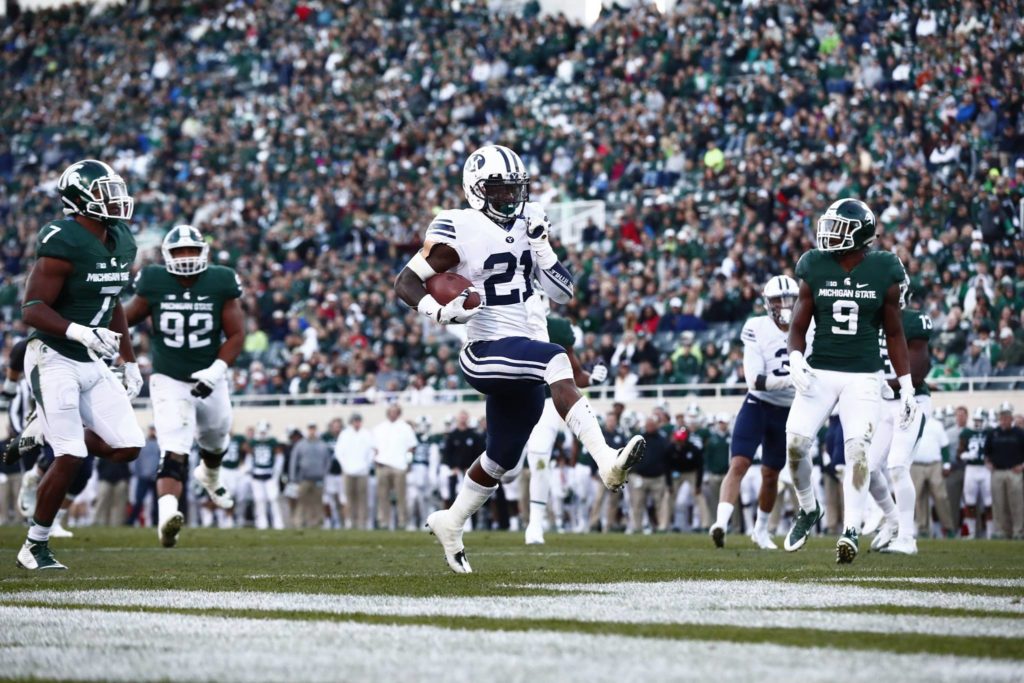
66, 322, 121, 360
191, 359, 228, 398
589, 363, 608, 385
122, 362, 143, 400
523, 203, 558, 270
897, 375, 918, 430
788, 350, 815, 394
419, 288, 483, 325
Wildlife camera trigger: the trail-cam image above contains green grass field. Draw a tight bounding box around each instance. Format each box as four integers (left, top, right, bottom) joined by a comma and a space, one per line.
1, 528, 1022, 682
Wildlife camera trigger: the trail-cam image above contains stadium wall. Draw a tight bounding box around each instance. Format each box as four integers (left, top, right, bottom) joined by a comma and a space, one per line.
130, 391, 1019, 440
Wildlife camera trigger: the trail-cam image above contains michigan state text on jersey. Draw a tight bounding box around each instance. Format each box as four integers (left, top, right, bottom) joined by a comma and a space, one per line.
394, 144, 644, 574
125, 225, 246, 549
17, 159, 145, 571
782, 198, 914, 565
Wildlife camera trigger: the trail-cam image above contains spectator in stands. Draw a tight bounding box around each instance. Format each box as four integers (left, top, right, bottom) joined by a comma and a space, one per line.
962, 340, 993, 380
334, 414, 374, 530
289, 423, 334, 529
613, 363, 639, 402
996, 328, 1024, 370
372, 405, 417, 530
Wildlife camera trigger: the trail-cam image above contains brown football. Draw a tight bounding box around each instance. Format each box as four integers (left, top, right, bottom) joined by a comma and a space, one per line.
426, 272, 481, 308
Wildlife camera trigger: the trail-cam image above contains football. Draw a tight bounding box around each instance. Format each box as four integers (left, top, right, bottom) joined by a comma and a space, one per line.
426, 272, 481, 308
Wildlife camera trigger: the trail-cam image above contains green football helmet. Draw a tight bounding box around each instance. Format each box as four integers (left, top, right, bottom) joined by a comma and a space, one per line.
57, 159, 134, 225
816, 198, 876, 253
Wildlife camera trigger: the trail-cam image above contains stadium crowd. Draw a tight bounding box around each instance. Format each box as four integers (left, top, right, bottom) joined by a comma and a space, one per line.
1, 0, 1023, 400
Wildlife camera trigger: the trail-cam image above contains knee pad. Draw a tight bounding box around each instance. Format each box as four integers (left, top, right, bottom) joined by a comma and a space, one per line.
480, 453, 507, 480
157, 452, 188, 482
544, 352, 574, 385
199, 448, 226, 467
844, 438, 869, 486
786, 435, 812, 464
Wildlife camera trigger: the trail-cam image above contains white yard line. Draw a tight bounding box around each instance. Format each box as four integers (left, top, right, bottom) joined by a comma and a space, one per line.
816, 577, 1024, 588
4, 580, 1022, 638
0, 606, 1020, 683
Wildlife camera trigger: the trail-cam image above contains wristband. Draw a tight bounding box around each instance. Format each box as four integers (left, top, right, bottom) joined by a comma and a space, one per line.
417, 294, 442, 321
754, 374, 767, 392
2, 378, 17, 395
407, 252, 438, 282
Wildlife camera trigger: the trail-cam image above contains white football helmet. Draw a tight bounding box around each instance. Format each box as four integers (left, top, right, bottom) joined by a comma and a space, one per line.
462, 145, 529, 226
684, 402, 704, 430
256, 420, 271, 437
763, 275, 799, 326
162, 225, 209, 276
971, 407, 986, 429
414, 415, 432, 435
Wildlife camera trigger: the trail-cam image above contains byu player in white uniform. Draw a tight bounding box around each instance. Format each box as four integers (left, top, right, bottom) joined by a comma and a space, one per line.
395, 144, 645, 573
709, 276, 798, 550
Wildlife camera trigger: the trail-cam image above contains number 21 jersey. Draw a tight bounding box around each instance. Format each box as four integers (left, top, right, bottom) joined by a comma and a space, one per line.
134, 264, 242, 381
424, 203, 542, 343
795, 249, 905, 373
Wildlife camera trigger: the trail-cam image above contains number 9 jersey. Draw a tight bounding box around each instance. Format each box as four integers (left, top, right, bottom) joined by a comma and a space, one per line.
795, 249, 905, 373
133, 264, 242, 382
425, 203, 541, 343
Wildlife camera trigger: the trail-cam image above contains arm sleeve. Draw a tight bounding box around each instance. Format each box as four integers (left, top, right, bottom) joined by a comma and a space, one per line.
741, 321, 765, 391
424, 211, 466, 263
536, 261, 574, 304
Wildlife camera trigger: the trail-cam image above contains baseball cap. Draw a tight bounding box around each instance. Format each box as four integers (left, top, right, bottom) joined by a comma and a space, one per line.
1000, 327, 1013, 340
670, 296, 683, 308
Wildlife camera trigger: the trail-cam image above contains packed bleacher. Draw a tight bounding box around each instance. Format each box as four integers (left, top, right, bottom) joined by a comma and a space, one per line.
1, 0, 1022, 399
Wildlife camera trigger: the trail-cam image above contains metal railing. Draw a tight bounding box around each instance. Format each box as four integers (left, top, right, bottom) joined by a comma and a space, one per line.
546, 200, 606, 247
131, 376, 1023, 410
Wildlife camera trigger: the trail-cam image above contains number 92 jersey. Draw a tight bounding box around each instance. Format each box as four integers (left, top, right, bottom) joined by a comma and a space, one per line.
425, 203, 543, 342
796, 249, 905, 373
133, 264, 242, 382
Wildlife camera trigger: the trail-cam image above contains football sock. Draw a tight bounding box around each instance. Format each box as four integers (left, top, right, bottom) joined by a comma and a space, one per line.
841, 440, 870, 531
755, 507, 770, 533
158, 494, 179, 526
868, 470, 897, 521
528, 502, 546, 528
527, 451, 550, 529
28, 519, 51, 543
889, 466, 916, 540
199, 507, 214, 527
714, 502, 734, 530
565, 399, 615, 469
789, 454, 816, 513
54, 509, 69, 528
449, 477, 497, 527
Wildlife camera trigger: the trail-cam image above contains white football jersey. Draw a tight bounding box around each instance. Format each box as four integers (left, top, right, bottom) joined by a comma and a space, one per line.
740, 315, 795, 407
426, 203, 544, 342
525, 291, 550, 342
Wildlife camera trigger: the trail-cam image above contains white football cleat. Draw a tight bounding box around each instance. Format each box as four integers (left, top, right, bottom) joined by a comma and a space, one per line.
870, 518, 898, 551
159, 511, 184, 548
50, 518, 74, 539
750, 527, 778, 550
193, 463, 234, 509
880, 537, 918, 555
426, 510, 472, 573
524, 523, 545, 545
598, 435, 646, 491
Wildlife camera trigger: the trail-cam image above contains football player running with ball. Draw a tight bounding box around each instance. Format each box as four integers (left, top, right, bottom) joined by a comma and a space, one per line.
395, 145, 645, 573
784, 199, 915, 564
125, 225, 245, 548
709, 275, 800, 550
17, 159, 145, 570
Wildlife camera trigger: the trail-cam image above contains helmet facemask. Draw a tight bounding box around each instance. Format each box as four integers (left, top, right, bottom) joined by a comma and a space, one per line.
472, 176, 529, 226
165, 245, 209, 276
816, 214, 863, 252
767, 294, 797, 326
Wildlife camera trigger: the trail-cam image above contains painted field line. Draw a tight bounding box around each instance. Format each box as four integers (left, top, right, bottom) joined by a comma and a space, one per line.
817, 577, 1024, 588
4, 579, 1022, 638
1, 606, 1021, 683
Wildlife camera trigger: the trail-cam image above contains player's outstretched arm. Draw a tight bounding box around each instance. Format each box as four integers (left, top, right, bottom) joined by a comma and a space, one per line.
524, 205, 574, 304
23, 256, 121, 359
122, 294, 150, 327
395, 242, 479, 324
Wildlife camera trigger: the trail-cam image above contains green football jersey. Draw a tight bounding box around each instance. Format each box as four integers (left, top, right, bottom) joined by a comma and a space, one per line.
134, 264, 242, 382
222, 434, 247, 470
547, 316, 576, 350
250, 438, 280, 478
959, 427, 987, 465
29, 218, 138, 362
879, 307, 934, 399
796, 249, 905, 373
703, 430, 730, 475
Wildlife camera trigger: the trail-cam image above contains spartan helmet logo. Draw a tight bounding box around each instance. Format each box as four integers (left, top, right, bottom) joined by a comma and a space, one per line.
59, 164, 84, 191
844, 277, 851, 286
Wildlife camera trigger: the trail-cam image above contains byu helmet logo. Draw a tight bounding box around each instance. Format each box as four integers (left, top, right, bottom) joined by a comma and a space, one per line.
472, 154, 485, 171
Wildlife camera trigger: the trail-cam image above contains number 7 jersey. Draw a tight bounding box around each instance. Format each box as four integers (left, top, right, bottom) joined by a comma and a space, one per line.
425, 205, 539, 342
134, 264, 242, 382
795, 249, 905, 373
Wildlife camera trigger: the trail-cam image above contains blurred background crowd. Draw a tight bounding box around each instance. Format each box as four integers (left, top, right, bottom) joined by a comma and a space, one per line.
1, 0, 1023, 400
